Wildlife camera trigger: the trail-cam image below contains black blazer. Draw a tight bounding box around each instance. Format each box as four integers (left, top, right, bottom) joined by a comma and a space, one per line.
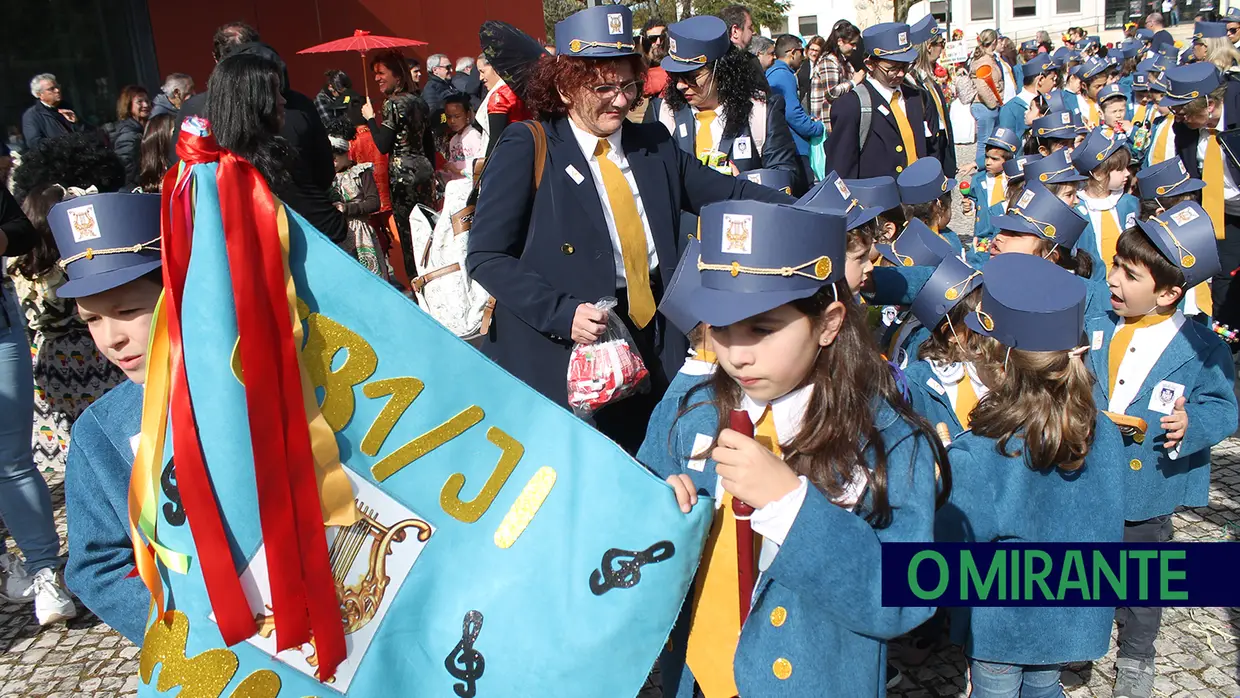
825, 80, 930, 179
466, 118, 792, 407
648, 96, 801, 178
1172, 76, 1240, 185
914, 73, 957, 176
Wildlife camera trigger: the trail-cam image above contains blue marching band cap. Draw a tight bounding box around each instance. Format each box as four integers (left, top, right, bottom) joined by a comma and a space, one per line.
1136, 27, 1155, 42
556, 4, 637, 58
1119, 39, 1142, 59
909, 15, 943, 45
688, 200, 847, 327
878, 218, 953, 267
1160, 62, 1222, 106
985, 126, 1019, 153
1023, 52, 1054, 77
1178, 45, 1195, 66
796, 172, 884, 231
844, 176, 902, 212
661, 15, 731, 73
862, 22, 919, 63
1136, 156, 1205, 199
1004, 153, 1040, 179
1104, 54, 1121, 70
1147, 73, 1170, 93
1193, 20, 1229, 41
991, 185, 1089, 249
1025, 148, 1087, 185
1155, 42, 1179, 59
1032, 110, 1079, 139
1020, 39, 1038, 51
48, 192, 162, 298
911, 256, 983, 330
1051, 46, 1073, 67
1132, 73, 1153, 90
897, 157, 955, 206
1228, 7, 1240, 21
1096, 83, 1126, 103
658, 236, 703, 336
1078, 57, 1109, 80
1136, 202, 1222, 289
1136, 53, 1171, 73
1071, 126, 1126, 174
1045, 89, 1073, 112
964, 253, 1087, 351
741, 167, 796, 195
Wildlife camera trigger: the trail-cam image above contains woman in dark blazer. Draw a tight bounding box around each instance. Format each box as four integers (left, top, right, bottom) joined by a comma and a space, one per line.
467, 5, 791, 453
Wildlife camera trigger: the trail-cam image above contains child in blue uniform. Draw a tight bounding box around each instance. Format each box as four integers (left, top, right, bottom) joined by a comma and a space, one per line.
1028, 111, 1081, 156
1133, 158, 1211, 316
1072, 126, 1140, 282
51, 192, 163, 644
875, 219, 955, 361
902, 257, 987, 438
1085, 203, 1238, 698
936, 253, 1128, 698
962, 128, 1018, 266
641, 200, 947, 698
896, 157, 965, 260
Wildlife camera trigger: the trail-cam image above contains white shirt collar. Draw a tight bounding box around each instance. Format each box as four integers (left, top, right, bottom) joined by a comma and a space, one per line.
1018, 88, 1038, 105
866, 76, 896, 104
568, 118, 623, 162
1078, 188, 1124, 210
928, 360, 987, 390
740, 383, 813, 448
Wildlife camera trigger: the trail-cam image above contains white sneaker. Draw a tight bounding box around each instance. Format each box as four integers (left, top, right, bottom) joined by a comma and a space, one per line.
31, 568, 76, 625
0, 552, 34, 604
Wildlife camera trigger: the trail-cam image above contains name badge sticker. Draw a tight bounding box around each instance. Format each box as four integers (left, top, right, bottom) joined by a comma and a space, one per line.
565, 164, 585, 185
1092, 330, 1104, 351
732, 136, 752, 160
878, 105, 891, 117
687, 434, 713, 472
678, 122, 688, 138
1148, 380, 1185, 416
926, 378, 946, 395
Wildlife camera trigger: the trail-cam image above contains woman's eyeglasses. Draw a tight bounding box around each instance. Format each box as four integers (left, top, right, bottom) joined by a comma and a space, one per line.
592, 81, 643, 99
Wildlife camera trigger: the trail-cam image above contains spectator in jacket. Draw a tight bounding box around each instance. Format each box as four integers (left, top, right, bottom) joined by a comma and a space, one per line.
719, 4, 754, 50
422, 54, 456, 118
451, 56, 485, 111
104, 85, 151, 190
810, 20, 864, 128
641, 20, 670, 99
750, 35, 776, 69
801, 36, 827, 106
150, 73, 194, 119
21, 74, 83, 151
767, 34, 825, 186
315, 69, 353, 124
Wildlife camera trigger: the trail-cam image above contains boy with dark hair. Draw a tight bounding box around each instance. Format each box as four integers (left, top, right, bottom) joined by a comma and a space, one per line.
1086, 201, 1238, 698
963, 128, 1018, 265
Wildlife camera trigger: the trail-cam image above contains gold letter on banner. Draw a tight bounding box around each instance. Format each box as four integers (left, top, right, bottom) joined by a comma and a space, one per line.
303, 312, 378, 431
494, 466, 558, 549
361, 377, 425, 456
371, 406, 485, 482
440, 427, 524, 523
140, 610, 239, 698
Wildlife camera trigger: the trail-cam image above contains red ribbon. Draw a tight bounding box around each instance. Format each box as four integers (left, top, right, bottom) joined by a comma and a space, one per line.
162, 129, 345, 680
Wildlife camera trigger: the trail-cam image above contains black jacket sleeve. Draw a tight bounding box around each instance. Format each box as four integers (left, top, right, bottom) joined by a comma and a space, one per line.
485, 114, 512, 157
825, 90, 862, 179
113, 121, 142, 191
760, 93, 801, 175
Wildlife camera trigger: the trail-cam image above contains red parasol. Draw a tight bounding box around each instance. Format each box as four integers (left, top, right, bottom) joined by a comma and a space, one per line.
298, 30, 428, 99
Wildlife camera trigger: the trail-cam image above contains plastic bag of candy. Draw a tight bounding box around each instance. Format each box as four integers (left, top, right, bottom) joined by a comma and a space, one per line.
566, 298, 650, 418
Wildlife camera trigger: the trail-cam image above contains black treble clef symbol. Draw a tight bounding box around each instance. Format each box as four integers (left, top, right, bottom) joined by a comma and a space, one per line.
444, 610, 484, 698
161, 459, 185, 526
589, 541, 676, 596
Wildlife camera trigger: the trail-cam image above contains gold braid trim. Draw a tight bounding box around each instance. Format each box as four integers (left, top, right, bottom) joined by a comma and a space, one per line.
698, 255, 834, 281
59, 237, 161, 269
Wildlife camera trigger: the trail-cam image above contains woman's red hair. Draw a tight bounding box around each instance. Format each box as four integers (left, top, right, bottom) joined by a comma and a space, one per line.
524, 54, 648, 120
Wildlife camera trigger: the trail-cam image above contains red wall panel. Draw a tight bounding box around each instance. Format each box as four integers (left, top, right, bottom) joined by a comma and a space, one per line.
147, 0, 546, 100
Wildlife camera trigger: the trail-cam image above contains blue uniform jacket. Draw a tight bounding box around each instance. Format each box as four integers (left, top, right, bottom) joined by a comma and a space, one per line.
467, 118, 792, 408
766, 61, 824, 157
639, 388, 939, 698
1086, 313, 1238, 521
826, 81, 930, 179
996, 95, 1031, 144
1119, 74, 1134, 102
63, 380, 151, 644
1075, 195, 1139, 319
935, 415, 1128, 665
655, 95, 802, 177
964, 171, 1004, 267
904, 359, 967, 439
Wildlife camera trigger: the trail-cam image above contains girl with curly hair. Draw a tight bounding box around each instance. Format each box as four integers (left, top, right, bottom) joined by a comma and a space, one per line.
648, 16, 799, 185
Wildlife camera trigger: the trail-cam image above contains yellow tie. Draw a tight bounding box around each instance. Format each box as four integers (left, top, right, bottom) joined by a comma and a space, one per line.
1100, 209, 1122, 274
1134, 104, 1148, 125
988, 173, 1007, 208
685, 407, 774, 697
1108, 314, 1174, 394
695, 109, 718, 157
924, 77, 947, 132
595, 139, 656, 328
954, 376, 979, 429
1151, 116, 1174, 165
889, 93, 919, 168
694, 328, 718, 365
1204, 129, 1226, 240
1083, 98, 1099, 129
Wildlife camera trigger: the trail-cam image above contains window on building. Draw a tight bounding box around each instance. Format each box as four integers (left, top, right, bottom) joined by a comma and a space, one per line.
1057, 0, 1080, 12
930, 0, 950, 22
972, 0, 994, 21
1013, 0, 1037, 17
798, 16, 817, 36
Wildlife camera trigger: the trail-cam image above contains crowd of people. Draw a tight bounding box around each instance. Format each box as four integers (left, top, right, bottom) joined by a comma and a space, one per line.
0, 4, 1238, 698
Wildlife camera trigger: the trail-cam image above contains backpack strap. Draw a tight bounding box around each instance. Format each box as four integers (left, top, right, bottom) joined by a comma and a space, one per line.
521, 120, 547, 190
857, 84, 873, 154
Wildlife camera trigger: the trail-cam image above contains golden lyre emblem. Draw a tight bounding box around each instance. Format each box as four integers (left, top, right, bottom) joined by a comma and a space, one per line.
68, 205, 102, 242
254, 501, 431, 671
721, 213, 753, 255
